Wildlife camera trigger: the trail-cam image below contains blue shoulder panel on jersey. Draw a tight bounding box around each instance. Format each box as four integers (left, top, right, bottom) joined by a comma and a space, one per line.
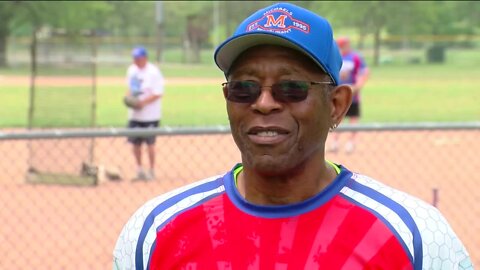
346, 179, 423, 270
145, 192, 224, 270
135, 177, 225, 270
340, 193, 414, 266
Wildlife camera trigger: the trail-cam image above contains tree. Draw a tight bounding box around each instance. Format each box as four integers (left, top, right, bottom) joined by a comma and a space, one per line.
0, 2, 20, 67
311, 1, 395, 66
160, 1, 212, 63
102, 2, 155, 37
0, 1, 112, 67
451, 1, 480, 47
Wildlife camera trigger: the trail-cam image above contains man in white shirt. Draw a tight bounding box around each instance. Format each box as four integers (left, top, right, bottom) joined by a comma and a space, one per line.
125, 46, 164, 181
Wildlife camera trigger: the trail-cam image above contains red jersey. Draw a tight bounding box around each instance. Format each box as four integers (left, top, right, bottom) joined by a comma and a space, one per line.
114, 164, 472, 270
339, 51, 367, 103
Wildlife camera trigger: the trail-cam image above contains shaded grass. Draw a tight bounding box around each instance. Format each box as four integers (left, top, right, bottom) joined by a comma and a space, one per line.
96, 84, 228, 127
0, 86, 29, 127
1, 61, 479, 128
361, 64, 480, 123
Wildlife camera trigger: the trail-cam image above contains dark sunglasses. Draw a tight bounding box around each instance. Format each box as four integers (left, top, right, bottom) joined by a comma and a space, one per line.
222, 80, 334, 103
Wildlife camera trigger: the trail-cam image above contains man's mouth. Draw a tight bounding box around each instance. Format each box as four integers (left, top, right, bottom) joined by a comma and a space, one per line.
256, 131, 279, 137
247, 127, 290, 144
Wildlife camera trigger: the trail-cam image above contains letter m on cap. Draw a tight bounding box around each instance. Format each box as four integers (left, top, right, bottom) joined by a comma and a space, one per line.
265, 14, 287, 28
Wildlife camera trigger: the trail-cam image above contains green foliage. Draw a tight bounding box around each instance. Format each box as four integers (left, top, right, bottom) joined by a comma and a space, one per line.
6, 2, 111, 32
4, 1, 480, 40
102, 2, 155, 36
0, 2, 17, 31
163, 1, 213, 39
2, 1, 479, 67
312, 1, 479, 38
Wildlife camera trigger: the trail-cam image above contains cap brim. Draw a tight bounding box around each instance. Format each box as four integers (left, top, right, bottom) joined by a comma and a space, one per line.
215, 32, 328, 76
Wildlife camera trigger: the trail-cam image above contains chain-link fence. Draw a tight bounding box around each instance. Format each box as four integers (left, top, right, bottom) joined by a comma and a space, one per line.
0, 123, 478, 269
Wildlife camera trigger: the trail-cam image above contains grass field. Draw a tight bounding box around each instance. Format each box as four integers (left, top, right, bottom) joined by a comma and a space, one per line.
0, 49, 479, 127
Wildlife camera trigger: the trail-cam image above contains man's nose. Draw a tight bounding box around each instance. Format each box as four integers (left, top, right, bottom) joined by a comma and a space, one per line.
251, 86, 283, 114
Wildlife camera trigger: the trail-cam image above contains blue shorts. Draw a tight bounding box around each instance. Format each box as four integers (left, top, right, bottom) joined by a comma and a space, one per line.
346, 102, 360, 117
127, 120, 160, 145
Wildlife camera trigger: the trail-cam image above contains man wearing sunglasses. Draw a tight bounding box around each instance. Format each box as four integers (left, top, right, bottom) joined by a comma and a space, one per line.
113, 3, 472, 269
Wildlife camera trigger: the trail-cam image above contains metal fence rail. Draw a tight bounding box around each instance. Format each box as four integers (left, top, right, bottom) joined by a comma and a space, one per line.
1, 122, 478, 140
0, 123, 478, 269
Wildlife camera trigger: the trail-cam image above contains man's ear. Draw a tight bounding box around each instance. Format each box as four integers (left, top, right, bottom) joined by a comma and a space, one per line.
329, 84, 353, 126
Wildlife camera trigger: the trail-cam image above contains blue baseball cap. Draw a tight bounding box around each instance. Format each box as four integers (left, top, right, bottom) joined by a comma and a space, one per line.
214, 2, 342, 85
132, 46, 148, 59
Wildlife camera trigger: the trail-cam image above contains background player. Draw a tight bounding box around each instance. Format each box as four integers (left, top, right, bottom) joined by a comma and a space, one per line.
329, 36, 370, 154
125, 46, 164, 181
113, 3, 472, 269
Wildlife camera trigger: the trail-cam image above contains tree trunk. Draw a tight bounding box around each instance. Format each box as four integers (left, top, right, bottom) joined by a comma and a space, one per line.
224, 1, 232, 38
358, 31, 367, 50
357, 16, 369, 50
0, 25, 8, 67
191, 40, 200, 63
373, 27, 381, 66
182, 34, 189, 63
155, 23, 164, 63
28, 28, 38, 129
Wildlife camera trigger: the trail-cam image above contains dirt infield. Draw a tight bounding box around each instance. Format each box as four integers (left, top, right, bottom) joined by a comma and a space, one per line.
0, 130, 478, 269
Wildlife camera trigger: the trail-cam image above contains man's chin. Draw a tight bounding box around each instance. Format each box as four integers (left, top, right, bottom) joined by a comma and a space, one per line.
250, 156, 294, 177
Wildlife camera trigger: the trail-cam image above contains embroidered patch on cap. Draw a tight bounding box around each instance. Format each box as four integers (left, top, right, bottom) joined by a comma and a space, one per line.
246, 7, 310, 34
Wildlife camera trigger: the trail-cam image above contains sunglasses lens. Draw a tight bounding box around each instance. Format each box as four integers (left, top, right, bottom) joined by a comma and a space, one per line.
223, 80, 311, 103
225, 81, 259, 103
273, 81, 309, 102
